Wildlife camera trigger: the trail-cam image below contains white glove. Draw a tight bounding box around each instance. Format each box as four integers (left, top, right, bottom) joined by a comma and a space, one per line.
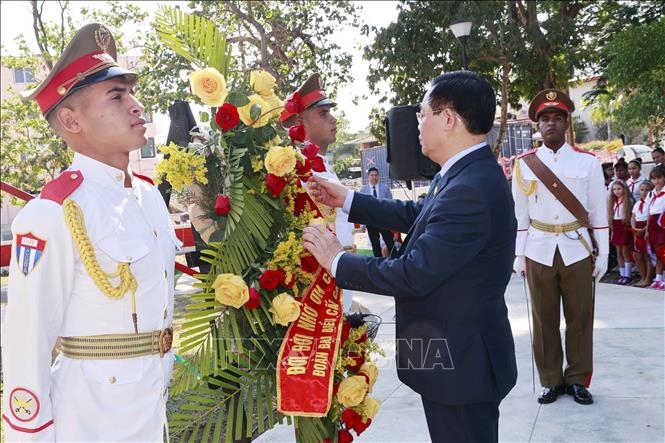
513, 255, 526, 275
592, 254, 608, 281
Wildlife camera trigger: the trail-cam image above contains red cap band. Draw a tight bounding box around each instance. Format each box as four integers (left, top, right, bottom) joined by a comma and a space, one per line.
35, 50, 113, 115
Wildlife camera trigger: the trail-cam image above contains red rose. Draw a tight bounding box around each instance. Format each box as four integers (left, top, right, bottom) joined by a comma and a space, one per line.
285, 92, 305, 114
265, 174, 287, 197
310, 156, 326, 172
214, 194, 231, 216
340, 320, 352, 344
295, 158, 312, 177
300, 254, 319, 273
351, 418, 372, 436
259, 269, 283, 291
245, 288, 261, 309
338, 429, 354, 443
301, 142, 319, 159
332, 382, 340, 397
357, 371, 370, 385
215, 103, 240, 131
346, 351, 365, 372
288, 124, 306, 143
341, 408, 361, 429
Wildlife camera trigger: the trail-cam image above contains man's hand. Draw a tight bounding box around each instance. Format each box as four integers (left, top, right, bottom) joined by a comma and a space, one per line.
592, 254, 608, 282
302, 224, 344, 274
513, 255, 526, 275
307, 176, 348, 208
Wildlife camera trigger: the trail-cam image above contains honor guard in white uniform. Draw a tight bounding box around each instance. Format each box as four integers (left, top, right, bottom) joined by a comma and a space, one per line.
279, 73, 355, 312
2, 24, 180, 442
512, 89, 609, 406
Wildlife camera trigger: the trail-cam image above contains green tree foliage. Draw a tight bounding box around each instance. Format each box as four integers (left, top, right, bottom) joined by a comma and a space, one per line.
137, 0, 359, 113
362, 1, 606, 148
601, 17, 665, 145
1, 1, 148, 200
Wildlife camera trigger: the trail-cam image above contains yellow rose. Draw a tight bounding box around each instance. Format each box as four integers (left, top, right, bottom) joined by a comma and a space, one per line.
270, 292, 302, 326
250, 70, 277, 96
359, 361, 379, 392
212, 274, 249, 308
262, 92, 283, 120
238, 94, 271, 128
264, 145, 297, 177
189, 68, 229, 106
336, 375, 369, 408
362, 396, 381, 419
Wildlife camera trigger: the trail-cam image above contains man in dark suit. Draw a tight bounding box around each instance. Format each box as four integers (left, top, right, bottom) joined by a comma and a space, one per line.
303, 71, 517, 442
359, 167, 395, 256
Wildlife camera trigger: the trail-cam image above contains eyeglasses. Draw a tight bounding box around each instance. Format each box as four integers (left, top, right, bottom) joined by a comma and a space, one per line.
415, 107, 454, 123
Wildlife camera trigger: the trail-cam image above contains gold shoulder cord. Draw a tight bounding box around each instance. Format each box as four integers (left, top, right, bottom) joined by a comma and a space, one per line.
63, 199, 139, 333
513, 159, 537, 196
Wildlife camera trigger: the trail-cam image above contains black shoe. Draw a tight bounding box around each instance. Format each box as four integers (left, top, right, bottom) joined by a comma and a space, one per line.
537, 385, 565, 404
567, 384, 593, 405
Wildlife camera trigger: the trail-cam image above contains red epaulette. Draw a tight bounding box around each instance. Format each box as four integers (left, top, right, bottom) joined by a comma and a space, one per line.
41, 170, 84, 204
132, 172, 155, 185
572, 145, 596, 156
515, 149, 537, 160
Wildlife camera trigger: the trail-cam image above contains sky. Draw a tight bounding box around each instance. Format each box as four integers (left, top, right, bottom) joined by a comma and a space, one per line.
0, 0, 400, 134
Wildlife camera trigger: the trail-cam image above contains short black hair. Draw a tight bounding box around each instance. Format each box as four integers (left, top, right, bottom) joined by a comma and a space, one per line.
367, 167, 379, 174
653, 147, 665, 155
427, 71, 496, 135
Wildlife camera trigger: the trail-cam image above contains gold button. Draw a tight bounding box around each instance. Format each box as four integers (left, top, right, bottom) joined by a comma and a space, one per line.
57, 85, 66, 95
109, 376, 116, 384
70, 173, 78, 180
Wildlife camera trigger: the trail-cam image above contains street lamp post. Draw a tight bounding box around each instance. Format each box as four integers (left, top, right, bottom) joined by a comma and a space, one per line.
449, 19, 473, 70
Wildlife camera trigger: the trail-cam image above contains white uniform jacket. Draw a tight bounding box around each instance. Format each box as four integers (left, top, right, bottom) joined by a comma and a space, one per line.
512, 143, 609, 266
308, 155, 355, 248
2, 154, 181, 442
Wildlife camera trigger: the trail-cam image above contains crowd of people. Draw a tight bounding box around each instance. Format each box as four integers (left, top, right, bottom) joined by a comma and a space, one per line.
604, 153, 665, 288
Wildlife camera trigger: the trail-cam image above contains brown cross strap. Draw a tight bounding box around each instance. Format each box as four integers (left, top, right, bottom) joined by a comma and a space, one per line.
521, 153, 599, 257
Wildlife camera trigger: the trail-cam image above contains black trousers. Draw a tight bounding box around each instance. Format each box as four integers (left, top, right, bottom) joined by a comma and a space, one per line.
421, 396, 499, 443
367, 226, 395, 257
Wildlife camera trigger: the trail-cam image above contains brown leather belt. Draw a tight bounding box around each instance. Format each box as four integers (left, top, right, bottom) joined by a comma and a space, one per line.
60, 328, 173, 360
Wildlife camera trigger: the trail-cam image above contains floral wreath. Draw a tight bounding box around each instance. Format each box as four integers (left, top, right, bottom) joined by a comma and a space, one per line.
154, 6, 382, 443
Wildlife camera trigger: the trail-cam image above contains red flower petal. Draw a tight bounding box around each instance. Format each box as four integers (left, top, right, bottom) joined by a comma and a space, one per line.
302, 142, 320, 159
300, 254, 319, 273
338, 429, 354, 443
340, 320, 352, 344
341, 408, 361, 428
310, 156, 326, 172
288, 124, 306, 143
215, 103, 241, 131
214, 194, 231, 216
265, 174, 287, 197
295, 158, 312, 177
285, 92, 305, 114
259, 269, 283, 291
351, 418, 372, 436
245, 288, 261, 309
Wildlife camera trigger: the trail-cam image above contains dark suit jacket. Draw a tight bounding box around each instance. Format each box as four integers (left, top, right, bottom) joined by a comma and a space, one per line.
336, 146, 517, 405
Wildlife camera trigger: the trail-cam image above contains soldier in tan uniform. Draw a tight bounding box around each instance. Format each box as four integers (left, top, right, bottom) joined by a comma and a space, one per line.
2, 24, 180, 441
512, 90, 609, 405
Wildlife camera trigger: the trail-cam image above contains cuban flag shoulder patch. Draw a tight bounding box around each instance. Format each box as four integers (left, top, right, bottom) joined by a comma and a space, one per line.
15, 233, 47, 276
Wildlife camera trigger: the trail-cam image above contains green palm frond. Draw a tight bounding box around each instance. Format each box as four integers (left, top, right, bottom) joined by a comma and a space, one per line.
155, 4, 231, 76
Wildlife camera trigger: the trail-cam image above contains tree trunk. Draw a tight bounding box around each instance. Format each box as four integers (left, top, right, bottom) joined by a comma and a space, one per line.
493, 58, 510, 159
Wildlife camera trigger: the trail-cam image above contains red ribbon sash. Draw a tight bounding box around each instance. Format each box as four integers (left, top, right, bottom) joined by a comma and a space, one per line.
276, 267, 343, 416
